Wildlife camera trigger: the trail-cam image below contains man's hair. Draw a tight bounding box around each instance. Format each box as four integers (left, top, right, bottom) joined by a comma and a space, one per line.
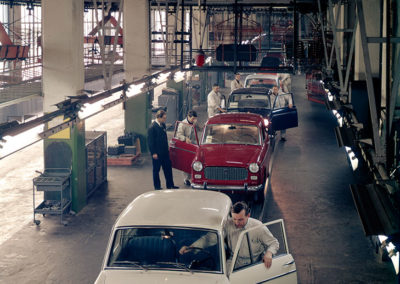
156, 109, 166, 118
232, 201, 250, 215
187, 110, 198, 117
213, 83, 219, 87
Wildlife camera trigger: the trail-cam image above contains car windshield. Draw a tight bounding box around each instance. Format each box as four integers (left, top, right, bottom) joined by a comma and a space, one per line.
202, 124, 260, 145
107, 227, 222, 273
228, 94, 271, 110
245, 78, 276, 89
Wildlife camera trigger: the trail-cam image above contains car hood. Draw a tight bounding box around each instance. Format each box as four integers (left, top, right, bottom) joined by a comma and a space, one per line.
95, 270, 229, 284
198, 144, 261, 167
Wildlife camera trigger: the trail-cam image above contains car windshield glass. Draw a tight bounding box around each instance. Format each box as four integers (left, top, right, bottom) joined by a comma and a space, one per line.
228, 94, 271, 110
107, 227, 222, 273
202, 124, 260, 145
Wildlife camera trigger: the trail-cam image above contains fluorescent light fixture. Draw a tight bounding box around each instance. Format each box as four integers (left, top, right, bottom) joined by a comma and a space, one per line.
0, 124, 44, 159
174, 71, 186, 83
345, 146, 359, 171
78, 102, 103, 120
325, 89, 334, 101
154, 72, 171, 85
126, 82, 145, 98
328, 91, 333, 102
78, 92, 123, 119
378, 235, 399, 274
332, 110, 343, 127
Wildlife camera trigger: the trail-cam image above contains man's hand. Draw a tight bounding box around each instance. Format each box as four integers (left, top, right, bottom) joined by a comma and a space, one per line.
288, 103, 293, 108
179, 245, 192, 255
263, 251, 273, 269
152, 153, 158, 159
185, 137, 191, 143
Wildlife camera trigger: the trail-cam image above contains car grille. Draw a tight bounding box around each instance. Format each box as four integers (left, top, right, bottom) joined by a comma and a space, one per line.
204, 167, 248, 181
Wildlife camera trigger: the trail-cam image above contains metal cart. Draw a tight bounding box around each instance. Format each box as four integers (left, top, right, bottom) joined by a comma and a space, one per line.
33, 168, 72, 226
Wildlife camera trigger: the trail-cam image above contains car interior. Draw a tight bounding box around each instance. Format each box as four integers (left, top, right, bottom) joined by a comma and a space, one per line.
109, 228, 221, 272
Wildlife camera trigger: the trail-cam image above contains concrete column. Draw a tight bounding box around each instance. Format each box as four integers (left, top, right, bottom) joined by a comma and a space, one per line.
124, 0, 151, 152
42, 0, 86, 213
124, 0, 150, 80
354, 0, 381, 80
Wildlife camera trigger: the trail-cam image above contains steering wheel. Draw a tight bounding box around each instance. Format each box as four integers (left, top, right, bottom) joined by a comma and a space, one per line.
185, 247, 216, 269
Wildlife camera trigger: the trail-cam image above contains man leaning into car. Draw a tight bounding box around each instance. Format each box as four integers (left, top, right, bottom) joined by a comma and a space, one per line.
179, 201, 279, 270
176, 110, 199, 186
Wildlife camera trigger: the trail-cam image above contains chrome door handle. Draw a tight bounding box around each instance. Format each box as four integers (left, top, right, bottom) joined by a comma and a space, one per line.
282, 260, 294, 266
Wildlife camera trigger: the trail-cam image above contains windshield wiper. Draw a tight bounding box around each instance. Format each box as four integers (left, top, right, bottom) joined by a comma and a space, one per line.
112, 260, 147, 271
156, 261, 193, 274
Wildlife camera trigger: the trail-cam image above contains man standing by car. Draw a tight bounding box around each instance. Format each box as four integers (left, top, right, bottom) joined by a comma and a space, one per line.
230, 73, 243, 92
176, 110, 199, 186
179, 201, 279, 270
147, 110, 179, 190
278, 73, 292, 93
271, 84, 293, 141
207, 83, 226, 118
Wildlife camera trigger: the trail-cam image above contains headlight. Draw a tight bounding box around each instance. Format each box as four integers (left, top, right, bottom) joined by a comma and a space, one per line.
249, 163, 259, 173
193, 161, 203, 172
264, 119, 269, 127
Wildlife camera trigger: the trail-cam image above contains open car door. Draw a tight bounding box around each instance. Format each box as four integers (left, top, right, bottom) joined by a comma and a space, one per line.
270, 93, 298, 131
169, 121, 199, 174
229, 219, 297, 284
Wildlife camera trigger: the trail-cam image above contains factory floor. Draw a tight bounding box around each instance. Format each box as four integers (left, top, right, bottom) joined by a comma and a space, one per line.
0, 75, 397, 284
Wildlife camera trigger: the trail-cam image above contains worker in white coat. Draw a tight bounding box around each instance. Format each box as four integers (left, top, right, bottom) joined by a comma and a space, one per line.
271, 85, 293, 141
176, 110, 199, 186
230, 73, 243, 92
278, 73, 292, 93
207, 83, 226, 118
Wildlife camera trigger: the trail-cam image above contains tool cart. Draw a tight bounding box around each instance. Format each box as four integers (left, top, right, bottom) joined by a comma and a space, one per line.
33, 168, 72, 225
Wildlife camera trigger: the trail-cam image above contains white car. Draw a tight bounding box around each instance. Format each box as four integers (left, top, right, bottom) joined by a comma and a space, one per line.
244, 73, 280, 89
95, 190, 297, 284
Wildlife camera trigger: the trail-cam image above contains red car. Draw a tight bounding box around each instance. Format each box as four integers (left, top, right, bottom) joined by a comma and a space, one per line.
169, 112, 295, 203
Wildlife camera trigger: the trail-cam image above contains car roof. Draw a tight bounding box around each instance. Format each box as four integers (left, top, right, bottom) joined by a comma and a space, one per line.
245, 73, 279, 80
206, 112, 264, 125
115, 190, 232, 230
231, 87, 270, 95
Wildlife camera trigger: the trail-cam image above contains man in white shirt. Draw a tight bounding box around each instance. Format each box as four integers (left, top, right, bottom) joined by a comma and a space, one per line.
271, 85, 293, 141
207, 83, 226, 118
278, 73, 292, 93
230, 73, 243, 92
179, 201, 279, 270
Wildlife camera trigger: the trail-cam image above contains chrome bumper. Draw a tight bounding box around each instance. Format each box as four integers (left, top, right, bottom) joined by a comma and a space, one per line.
191, 183, 264, 191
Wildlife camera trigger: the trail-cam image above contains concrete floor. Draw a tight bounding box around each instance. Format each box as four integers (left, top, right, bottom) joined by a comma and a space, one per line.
0, 75, 397, 284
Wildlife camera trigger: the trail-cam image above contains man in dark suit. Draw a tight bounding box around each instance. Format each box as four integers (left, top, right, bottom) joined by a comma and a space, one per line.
147, 110, 179, 190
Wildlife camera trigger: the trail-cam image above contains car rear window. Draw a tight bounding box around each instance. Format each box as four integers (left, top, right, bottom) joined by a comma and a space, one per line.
245, 78, 276, 89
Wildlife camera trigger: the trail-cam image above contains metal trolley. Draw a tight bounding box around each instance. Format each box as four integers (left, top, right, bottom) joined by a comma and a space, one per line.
33, 168, 72, 225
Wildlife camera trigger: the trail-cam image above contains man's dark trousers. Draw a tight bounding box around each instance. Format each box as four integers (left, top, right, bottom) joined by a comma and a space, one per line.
152, 154, 174, 189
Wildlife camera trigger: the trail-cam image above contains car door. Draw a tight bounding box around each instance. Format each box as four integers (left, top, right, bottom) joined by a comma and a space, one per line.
270, 93, 298, 131
169, 121, 199, 173
229, 219, 297, 284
